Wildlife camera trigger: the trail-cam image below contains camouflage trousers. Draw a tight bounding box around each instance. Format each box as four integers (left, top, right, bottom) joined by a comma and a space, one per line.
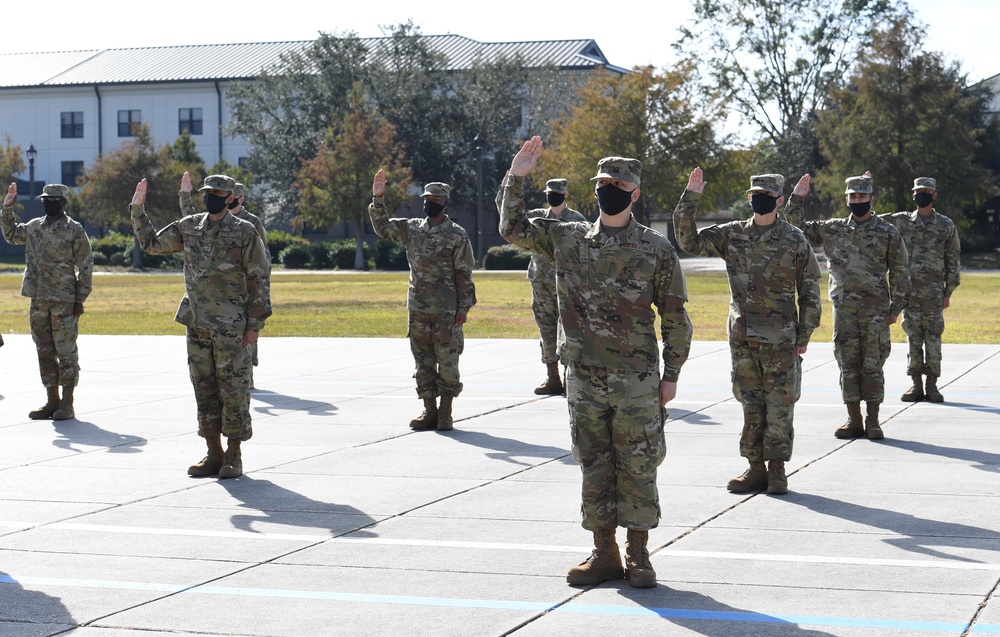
530, 277, 560, 364
567, 363, 666, 532
409, 311, 464, 399
29, 298, 80, 388
187, 326, 253, 441
730, 338, 799, 462
902, 305, 945, 377
833, 305, 891, 403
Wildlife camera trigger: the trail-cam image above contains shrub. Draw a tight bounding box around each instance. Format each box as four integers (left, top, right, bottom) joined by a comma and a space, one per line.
327, 239, 363, 270
306, 242, 334, 270
267, 230, 307, 264
371, 239, 408, 270
91, 231, 133, 260
279, 244, 310, 269
483, 244, 532, 270
124, 243, 184, 270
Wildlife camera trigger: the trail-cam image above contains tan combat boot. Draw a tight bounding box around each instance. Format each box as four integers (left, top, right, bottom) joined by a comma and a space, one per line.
727, 461, 767, 493
835, 401, 865, 438
624, 529, 657, 588
900, 374, 924, 402
925, 375, 944, 403
218, 438, 243, 479
566, 528, 625, 586
865, 402, 884, 440
409, 397, 438, 431
766, 459, 788, 495
534, 362, 564, 395
52, 385, 76, 421
28, 386, 60, 420
437, 396, 454, 431
188, 434, 225, 477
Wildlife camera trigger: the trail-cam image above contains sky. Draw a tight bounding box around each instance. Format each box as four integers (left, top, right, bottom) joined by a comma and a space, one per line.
2, 0, 996, 83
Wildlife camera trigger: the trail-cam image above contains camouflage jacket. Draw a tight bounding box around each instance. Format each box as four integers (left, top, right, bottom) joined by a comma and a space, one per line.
786, 208, 910, 316
369, 197, 477, 316
1, 206, 93, 303
499, 174, 692, 380
130, 205, 271, 333
673, 191, 821, 347
525, 206, 587, 283
879, 210, 960, 305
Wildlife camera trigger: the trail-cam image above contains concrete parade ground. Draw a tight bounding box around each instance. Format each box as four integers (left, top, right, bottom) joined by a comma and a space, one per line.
1, 334, 998, 636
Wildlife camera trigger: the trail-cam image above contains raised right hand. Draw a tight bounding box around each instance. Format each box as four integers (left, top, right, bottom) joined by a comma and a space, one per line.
3, 183, 15, 207
132, 179, 147, 206
180, 171, 192, 193
510, 136, 541, 177
686, 167, 706, 193
372, 169, 386, 197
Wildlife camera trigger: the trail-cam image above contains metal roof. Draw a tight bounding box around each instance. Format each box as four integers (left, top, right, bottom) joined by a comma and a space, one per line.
0, 35, 622, 89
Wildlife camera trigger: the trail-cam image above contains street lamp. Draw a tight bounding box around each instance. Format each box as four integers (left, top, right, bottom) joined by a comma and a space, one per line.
473, 133, 485, 265
27, 143, 37, 200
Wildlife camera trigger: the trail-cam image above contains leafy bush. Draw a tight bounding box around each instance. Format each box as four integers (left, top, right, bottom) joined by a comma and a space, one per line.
328, 239, 363, 270
371, 239, 408, 270
279, 244, 311, 269
266, 230, 307, 264
124, 243, 184, 270
306, 242, 334, 269
483, 244, 532, 270
90, 231, 133, 259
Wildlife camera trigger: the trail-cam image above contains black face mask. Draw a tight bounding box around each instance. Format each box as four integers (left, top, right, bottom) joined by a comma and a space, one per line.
43, 200, 64, 216
227, 198, 241, 210
423, 200, 445, 218
595, 184, 633, 216
749, 194, 778, 215
203, 193, 229, 214
546, 192, 565, 207
848, 201, 871, 217
914, 192, 934, 208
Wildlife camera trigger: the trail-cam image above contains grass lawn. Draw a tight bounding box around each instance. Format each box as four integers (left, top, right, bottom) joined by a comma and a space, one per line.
1, 269, 997, 344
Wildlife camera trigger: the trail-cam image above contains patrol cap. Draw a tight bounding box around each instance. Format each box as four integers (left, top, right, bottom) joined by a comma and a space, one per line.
198, 174, 236, 193
912, 177, 936, 192
37, 184, 70, 200
544, 178, 568, 194
746, 174, 784, 197
844, 174, 873, 194
233, 182, 247, 199
420, 182, 451, 200
590, 157, 641, 186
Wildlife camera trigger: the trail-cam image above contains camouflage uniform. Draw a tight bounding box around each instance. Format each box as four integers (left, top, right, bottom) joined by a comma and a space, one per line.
132, 175, 271, 441
499, 159, 692, 532
673, 175, 821, 463
786, 175, 910, 404
181, 183, 270, 368
369, 183, 477, 399
526, 179, 586, 365
879, 178, 960, 377
1, 184, 93, 389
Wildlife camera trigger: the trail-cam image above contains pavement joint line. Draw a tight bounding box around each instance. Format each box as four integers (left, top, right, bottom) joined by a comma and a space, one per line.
962, 572, 1000, 637
2, 573, 995, 633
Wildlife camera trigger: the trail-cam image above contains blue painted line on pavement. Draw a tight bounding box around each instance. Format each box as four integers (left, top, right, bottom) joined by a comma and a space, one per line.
3, 574, 996, 632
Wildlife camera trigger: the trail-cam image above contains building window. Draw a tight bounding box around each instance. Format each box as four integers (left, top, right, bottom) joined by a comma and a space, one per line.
61, 161, 84, 187
179, 108, 203, 135
118, 110, 141, 137
61, 112, 84, 139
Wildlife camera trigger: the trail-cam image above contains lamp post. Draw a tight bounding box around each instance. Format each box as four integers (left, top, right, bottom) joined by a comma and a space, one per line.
473, 133, 485, 266
27, 143, 37, 200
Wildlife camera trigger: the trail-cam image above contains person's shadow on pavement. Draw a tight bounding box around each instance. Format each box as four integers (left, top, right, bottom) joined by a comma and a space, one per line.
878, 437, 1000, 473
0, 570, 77, 632
51, 418, 147, 454
248, 389, 338, 418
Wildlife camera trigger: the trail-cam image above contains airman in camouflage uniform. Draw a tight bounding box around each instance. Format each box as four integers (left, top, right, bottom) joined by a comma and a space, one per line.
674, 170, 821, 495
524, 178, 586, 395
786, 173, 910, 440
2, 183, 93, 421
369, 170, 477, 432
499, 137, 692, 589
181, 173, 270, 387
879, 177, 960, 403
130, 175, 271, 479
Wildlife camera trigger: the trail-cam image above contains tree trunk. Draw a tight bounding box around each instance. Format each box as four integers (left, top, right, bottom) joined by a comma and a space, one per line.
131, 235, 144, 270
353, 220, 366, 270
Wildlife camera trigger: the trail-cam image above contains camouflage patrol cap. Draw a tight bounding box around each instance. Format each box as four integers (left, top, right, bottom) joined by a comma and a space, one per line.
544, 178, 569, 193
746, 174, 784, 197
912, 177, 936, 192
420, 182, 451, 200
233, 183, 247, 199
37, 184, 70, 200
591, 157, 641, 186
198, 174, 236, 193
844, 174, 873, 194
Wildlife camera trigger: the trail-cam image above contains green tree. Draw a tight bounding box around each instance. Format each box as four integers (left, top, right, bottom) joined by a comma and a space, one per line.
677, 0, 896, 177
0, 134, 26, 190
541, 64, 722, 222
78, 124, 172, 268
814, 8, 998, 234
296, 84, 412, 269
